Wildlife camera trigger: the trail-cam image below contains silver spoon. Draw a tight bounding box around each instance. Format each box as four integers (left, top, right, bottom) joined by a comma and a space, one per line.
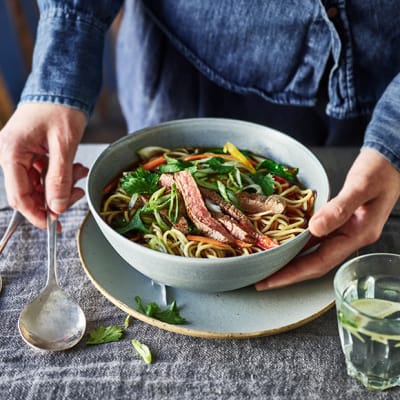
0, 210, 24, 293
18, 206, 86, 351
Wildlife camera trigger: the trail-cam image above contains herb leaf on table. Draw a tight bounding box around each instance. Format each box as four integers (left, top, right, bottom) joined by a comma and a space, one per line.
135, 296, 187, 324
86, 325, 124, 345
131, 339, 153, 364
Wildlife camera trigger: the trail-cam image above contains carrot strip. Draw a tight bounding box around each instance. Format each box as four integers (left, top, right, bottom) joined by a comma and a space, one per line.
248, 158, 258, 167
141, 155, 167, 170
255, 234, 279, 250
102, 177, 119, 194
187, 235, 231, 249
234, 239, 253, 249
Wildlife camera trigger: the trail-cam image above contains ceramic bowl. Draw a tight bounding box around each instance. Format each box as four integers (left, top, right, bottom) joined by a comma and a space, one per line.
86, 118, 330, 292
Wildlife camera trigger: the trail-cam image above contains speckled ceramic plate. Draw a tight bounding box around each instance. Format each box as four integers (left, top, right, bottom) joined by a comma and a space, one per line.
78, 213, 335, 339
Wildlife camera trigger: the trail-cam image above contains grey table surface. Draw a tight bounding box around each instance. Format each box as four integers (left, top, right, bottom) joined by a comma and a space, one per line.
0, 145, 399, 400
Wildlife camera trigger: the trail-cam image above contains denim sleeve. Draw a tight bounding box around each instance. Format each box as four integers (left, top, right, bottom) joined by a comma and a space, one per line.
19, 0, 123, 116
363, 73, 400, 171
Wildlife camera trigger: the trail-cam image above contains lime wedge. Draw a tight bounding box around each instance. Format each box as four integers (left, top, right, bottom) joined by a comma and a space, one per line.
351, 298, 400, 319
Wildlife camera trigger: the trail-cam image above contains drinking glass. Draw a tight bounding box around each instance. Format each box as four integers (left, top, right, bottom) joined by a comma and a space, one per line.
334, 253, 400, 390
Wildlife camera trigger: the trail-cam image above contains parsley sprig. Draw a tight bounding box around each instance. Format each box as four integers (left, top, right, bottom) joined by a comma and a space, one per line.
252, 172, 275, 196
86, 325, 124, 345
135, 296, 187, 325
86, 296, 187, 364
159, 156, 196, 174
121, 167, 159, 195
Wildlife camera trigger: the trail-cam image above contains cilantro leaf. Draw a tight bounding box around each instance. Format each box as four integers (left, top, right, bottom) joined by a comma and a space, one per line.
207, 157, 234, 174
159, 157, 196, 173
117, 211, 150, 235
121, 168, 159, 195
253, 173, 275, 196
153, 300, 187, 324
86, 325, 124, 345
135, 296, 187, 324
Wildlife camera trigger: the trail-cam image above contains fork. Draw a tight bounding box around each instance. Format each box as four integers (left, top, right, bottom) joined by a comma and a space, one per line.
0, 210, 24, 292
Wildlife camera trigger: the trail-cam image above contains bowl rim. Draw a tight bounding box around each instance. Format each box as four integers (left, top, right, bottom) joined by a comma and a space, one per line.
87, 117, 330, 264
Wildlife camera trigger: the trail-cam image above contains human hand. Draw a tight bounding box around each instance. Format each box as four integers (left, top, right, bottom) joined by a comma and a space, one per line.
255, 148, 400, 291
0, 103, 88, 230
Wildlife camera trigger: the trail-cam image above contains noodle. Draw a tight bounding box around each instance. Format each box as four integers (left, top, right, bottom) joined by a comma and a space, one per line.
100, 144, 315, 258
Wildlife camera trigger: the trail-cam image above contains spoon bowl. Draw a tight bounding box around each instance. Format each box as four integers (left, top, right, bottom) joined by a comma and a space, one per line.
18, 210, 86, 351
19, 286, 86, 351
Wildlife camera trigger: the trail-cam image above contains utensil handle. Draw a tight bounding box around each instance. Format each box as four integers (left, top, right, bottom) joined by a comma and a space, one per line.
0, 210, 24, 254
46, 212, 59, 287
41, 167, 59, 288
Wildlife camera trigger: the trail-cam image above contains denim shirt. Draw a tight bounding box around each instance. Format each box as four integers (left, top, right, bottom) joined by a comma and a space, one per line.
20, 0, 400, 170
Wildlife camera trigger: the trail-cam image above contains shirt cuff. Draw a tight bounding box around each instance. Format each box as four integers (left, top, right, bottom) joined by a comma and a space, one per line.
19, 5, 118, 116
363, 73, 400, 171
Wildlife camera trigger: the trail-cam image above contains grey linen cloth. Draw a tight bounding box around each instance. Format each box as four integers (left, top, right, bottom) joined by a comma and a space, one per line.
0, 146, 400, 400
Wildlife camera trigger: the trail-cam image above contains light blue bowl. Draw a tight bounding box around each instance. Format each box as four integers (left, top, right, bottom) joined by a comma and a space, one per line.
87, 118, 330, 292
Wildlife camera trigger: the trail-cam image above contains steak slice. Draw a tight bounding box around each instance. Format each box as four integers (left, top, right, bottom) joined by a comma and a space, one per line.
201, 188, 279, 249
174, 171, 235, 243
211, 212, 254, 242
158, 173, 190, 233
159, 173, 175, 189
237, 193, 286, 214
200, 188, 256, 239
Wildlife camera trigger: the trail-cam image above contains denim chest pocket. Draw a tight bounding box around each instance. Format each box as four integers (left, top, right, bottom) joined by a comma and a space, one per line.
145, 0, 332, 104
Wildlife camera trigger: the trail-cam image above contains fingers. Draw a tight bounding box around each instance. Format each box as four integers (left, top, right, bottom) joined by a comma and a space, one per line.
255, 147, 400, 292
46, 134, 76, 213
309, 190, 361, 237
43, 111, 87, 214
309, 168, 373, 237
46, 157, 88, 215
255, 229, 356, 291
3, 161, 88, 230
0, 104, 88, 229
65, 163, 89, 207
255, 187, 392, 291
309, 149, 400, 240
45, 160, 88, 214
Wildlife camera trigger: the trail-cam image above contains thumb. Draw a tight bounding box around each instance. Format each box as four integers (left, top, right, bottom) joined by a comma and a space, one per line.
46, 157, 74, 214
309, 186, 364, 237
46, 139, 78, 215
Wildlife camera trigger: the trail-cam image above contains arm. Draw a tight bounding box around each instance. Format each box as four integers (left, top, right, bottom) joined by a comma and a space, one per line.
0, 0, 123, 229
256, 74, 400, 290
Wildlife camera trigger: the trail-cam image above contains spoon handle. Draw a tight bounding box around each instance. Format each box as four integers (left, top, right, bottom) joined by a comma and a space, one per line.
46, 212, 59, 288
0, 210, 24, 254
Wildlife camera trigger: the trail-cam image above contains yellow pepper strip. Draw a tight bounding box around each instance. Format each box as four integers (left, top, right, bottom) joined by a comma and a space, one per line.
223, 141, 256, 174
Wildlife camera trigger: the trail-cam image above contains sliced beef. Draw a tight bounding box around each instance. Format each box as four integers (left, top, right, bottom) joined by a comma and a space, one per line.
237, 193, 286, 214
211, 212, 254, 242
158, 208, 189, 235
174, 171, 235, 243
158, 173, 190, 234
201, 188, 279, 249
173, 216, 190, 234
159, 173, 175, 189
200, 188, 256, 239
